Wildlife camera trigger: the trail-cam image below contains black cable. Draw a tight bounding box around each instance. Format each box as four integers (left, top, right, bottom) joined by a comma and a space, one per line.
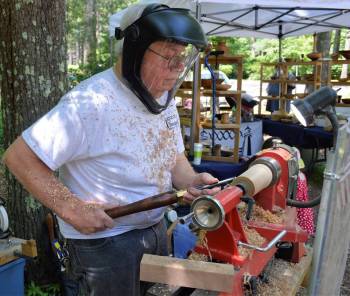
286, 194, 321, 208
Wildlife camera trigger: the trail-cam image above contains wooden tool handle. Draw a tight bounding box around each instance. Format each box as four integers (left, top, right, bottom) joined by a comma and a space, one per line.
46, 213, 56, 242
45, 213, 57, 255
105, 191, 179, 219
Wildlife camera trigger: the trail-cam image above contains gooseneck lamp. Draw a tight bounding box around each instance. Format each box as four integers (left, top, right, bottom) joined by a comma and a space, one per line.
291, 86, 338, 147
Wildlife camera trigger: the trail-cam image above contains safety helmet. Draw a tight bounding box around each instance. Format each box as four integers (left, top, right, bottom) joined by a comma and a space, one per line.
115, 3, 207, 114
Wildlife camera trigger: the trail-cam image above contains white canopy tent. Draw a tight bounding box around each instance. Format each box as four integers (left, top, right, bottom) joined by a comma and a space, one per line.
109, 0, 350, 39
109, 0, 350, 62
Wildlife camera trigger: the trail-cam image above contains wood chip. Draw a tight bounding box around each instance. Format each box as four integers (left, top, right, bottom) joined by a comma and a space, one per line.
238, 202, 284, 224
188, 252, 209, 262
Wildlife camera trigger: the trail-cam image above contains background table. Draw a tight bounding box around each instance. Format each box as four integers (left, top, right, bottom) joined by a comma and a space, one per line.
192, 159, 249, 180
261, 118, 333, 171
262, 118, 333, 149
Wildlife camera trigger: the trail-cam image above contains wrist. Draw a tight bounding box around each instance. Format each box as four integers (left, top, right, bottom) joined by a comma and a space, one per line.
189, 173, 200, 187
54, 195, 82, 222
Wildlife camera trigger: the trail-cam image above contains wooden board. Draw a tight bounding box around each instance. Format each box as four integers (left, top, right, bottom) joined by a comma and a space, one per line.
141, 254, 235, 293
0, 238, 37, 265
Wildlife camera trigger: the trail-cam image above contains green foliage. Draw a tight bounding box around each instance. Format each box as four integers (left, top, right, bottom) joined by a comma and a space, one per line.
67, 0, 137, 81
309, 162, 326, 187
247, 35, 314, 79
25, 281, 60, 296
66, 1, 347, 81
208, 34, 319, 79
68, 64, 106, 88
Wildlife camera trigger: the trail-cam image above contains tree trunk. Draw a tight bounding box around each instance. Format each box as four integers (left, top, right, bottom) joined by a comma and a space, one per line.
84, 0, 97, 67
341, 30, 350, 79
315, 31, 332, 85
79, 31, 85, 65
0, 0, 67, 283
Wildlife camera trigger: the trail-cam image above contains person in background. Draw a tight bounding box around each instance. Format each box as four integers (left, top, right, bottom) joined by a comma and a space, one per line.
266, 66, 296, 113
294, 148, 314, 235
2, 3, 219, 295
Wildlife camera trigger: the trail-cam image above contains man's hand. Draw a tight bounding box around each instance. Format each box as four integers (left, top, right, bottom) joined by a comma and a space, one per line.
61, 200, 115, 235
183, 173, 220, 202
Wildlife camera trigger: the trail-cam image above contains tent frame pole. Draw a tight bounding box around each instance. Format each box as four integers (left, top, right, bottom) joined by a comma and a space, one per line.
189, 1, 202, 157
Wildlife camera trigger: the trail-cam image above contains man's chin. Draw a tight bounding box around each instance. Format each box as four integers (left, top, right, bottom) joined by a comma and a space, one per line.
163, 81, 177, 90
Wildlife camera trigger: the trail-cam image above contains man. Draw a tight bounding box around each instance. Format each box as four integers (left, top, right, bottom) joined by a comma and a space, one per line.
266, 66, 296, 113
3, 3, 219, 295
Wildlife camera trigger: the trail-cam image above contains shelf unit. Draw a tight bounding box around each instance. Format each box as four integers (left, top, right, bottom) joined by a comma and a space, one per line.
176, 55, 243, 163
328, 59, 350, 107
258, 61, 322, 116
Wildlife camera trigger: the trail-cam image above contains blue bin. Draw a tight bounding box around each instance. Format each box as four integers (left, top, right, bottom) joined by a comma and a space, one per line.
0, 258, 25, 296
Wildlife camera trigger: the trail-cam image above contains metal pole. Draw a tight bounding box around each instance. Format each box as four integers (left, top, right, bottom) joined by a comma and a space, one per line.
190, 1, 202, 157
278, 23, 282, 62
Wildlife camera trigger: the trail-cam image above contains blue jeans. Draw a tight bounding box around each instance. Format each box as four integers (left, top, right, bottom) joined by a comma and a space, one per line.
66, 220, 168, 296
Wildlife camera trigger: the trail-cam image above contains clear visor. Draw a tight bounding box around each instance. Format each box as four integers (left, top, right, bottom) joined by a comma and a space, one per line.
140, 40, 200, 102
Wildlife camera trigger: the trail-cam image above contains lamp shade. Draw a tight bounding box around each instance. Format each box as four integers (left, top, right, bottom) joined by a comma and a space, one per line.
291, 87, 337, 126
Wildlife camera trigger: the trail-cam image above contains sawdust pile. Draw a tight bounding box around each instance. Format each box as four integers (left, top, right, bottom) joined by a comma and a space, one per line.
239, 224, 266, 259
189, 230, 210, 262
256, 279, 284, 296
255, 258, 297, 296
188, 252, 209, 262
237, 202, 285, 258
239, 203, 284, 224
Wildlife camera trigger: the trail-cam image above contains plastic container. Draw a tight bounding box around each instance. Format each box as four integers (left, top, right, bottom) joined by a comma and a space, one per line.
192, 143, 203, 165
0, 258, 25, 295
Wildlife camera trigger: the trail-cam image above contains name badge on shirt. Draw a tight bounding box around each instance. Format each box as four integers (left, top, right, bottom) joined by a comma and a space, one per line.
165, 114, 178, 130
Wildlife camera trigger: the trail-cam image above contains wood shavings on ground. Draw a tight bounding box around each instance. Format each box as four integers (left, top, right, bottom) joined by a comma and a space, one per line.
188, 252, 209, 262
252, 250, 312, 296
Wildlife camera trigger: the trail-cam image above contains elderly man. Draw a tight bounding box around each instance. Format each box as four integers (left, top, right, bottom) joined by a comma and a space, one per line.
3, 3, 219, 295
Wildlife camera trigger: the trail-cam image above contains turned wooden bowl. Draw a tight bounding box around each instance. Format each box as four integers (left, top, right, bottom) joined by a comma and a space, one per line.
302, 74, 314, 81
307, 52, 321, 61
180, 81, 193, 89
201, 78, 225, 89
339, 50, 350, 60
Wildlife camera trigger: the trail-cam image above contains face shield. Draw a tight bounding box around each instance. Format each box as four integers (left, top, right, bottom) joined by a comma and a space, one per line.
140, 40, 200, 106
116, 4, 207, 114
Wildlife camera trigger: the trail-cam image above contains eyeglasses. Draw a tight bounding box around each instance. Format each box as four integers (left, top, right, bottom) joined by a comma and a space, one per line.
147, 47, 187, 71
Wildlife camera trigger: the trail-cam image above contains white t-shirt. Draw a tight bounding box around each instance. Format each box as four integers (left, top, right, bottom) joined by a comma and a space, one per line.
22, 68, 184, 239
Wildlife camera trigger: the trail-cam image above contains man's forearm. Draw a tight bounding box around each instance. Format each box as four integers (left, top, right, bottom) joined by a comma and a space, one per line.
171, 153, 198, 189
2, 137, 82, 220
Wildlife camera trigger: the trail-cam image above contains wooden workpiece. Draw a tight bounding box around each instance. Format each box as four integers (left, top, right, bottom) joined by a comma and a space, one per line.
0, 237, 37, 265
141, 254, 235, 293
144, 248, 312, 296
